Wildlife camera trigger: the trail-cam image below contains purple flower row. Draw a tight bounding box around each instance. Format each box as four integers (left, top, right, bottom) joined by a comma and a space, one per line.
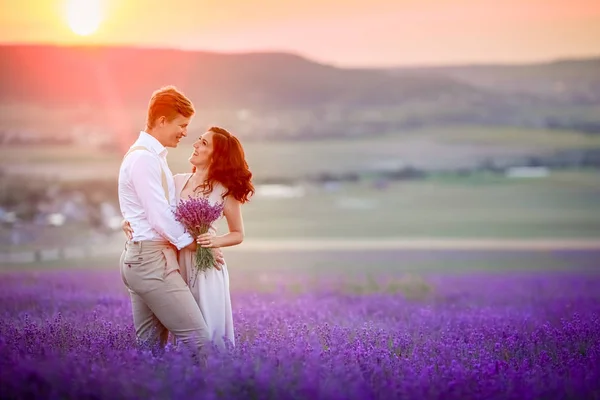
0, 269, 598, 399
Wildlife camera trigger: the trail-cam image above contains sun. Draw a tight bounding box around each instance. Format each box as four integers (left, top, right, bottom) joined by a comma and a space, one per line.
66, 0, 103, 36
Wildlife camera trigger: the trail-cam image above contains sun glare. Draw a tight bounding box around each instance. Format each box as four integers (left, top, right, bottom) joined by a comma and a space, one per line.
66, 0, 103, 36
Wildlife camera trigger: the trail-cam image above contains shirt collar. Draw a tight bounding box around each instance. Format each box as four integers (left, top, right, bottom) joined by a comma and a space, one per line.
136, 131, 168, 158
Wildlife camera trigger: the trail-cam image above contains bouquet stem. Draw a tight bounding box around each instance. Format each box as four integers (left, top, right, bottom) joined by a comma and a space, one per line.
190, 246, 216, 287
189, 225, 216, 287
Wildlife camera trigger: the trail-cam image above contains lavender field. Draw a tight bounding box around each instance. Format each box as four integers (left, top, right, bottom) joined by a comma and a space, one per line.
1, 250, 600, 400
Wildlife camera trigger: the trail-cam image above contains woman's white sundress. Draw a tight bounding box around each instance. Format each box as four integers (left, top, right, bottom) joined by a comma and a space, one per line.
173, 173, 235, 349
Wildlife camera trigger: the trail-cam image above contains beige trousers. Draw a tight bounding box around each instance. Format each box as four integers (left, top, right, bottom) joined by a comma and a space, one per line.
120, 240, 210, 352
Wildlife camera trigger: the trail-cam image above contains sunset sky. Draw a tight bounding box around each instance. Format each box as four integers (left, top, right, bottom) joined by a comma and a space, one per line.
0, 0, 599, 67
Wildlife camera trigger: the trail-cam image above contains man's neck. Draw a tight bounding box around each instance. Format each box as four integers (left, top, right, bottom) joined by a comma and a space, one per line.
144, 129, 167, 147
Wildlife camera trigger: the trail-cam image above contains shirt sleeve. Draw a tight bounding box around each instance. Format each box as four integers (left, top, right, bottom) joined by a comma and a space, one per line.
129, 153, 194, 250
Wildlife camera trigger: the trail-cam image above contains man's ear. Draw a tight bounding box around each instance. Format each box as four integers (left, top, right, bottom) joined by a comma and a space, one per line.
157, 116, 166, 127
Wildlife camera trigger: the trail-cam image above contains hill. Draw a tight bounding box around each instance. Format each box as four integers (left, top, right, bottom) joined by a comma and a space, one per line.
0, 44, 485, 110
392, 57, 600, 101
0, 45, 598, 139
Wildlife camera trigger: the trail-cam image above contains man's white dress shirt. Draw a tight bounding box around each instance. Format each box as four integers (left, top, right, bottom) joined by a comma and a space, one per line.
118, 131, 193, 250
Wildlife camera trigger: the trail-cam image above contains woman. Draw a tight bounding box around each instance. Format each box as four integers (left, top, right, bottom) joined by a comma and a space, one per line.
122, 126, 254, 349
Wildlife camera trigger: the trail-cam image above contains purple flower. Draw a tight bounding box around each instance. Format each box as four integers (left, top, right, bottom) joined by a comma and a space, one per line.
174, 197, 224, 235
1, 265, 599, 399
173, 197, 224, 285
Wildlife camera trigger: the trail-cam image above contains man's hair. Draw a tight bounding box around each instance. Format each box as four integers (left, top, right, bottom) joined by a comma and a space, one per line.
146, 86, 195, 129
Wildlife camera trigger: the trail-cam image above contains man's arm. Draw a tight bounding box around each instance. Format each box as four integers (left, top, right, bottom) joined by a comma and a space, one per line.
129, 153, 194, 250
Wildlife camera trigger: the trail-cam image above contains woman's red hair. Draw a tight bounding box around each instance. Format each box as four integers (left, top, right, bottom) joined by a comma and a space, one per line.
193, 127, 254, 203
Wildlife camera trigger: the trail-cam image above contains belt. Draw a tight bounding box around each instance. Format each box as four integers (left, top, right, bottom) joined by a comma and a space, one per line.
125, 240, 180, 276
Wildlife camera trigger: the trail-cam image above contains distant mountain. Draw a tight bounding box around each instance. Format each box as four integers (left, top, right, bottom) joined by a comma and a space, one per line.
0, 44, 486, 110
390, 57, 600, 105
1, 45, 599, 139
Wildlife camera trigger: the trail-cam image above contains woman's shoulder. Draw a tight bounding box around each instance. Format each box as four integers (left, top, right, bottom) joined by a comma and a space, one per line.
212, 180, 229, 198
174, 172, 192, 181
173, 173, 192, 188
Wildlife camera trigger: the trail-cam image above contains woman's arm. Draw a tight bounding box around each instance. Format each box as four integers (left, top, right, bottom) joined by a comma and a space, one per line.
197, 197, 244, 248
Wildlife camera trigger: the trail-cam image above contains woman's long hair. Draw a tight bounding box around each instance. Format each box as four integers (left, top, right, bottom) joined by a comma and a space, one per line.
193, 126, 254, 203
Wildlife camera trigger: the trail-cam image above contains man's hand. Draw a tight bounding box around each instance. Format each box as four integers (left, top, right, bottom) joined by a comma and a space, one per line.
121, 220, 134, 240
211, 247, 224, 271
183, 241, 197, 252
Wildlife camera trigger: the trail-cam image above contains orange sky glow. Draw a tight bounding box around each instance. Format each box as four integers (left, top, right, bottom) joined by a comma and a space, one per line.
0, 0, 599, 67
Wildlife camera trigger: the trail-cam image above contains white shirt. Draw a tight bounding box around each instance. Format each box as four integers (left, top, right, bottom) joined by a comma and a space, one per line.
118, 131, 193, 250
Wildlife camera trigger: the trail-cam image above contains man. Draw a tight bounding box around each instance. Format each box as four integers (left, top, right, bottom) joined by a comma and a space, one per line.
118, 86, 222, 355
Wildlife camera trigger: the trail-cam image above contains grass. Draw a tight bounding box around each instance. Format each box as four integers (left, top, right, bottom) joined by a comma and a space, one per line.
0, 146, 117, 164
432, 125, 600, 149
1, 247, 597, 275
2, 126, 600, 181
168, 126, 600, 178
1, 170, 599, 255
225, 170, 600, 239
169, 134, 414, 177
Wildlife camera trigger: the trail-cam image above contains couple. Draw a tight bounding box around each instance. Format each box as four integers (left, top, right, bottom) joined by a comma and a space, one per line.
118, 86, 254, 355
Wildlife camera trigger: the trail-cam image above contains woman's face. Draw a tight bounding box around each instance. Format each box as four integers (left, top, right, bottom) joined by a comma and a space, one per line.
189, 130, 215, 167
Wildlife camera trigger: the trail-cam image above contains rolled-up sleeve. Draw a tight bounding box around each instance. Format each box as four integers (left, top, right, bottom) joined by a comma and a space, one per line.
129, 153, 194, 250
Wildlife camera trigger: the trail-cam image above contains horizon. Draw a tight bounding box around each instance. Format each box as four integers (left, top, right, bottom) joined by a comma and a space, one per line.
2, 41, 599, 69
1, 0, 599, 68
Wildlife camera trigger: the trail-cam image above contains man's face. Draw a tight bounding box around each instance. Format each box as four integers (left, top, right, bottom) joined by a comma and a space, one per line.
156, 114, 191, 148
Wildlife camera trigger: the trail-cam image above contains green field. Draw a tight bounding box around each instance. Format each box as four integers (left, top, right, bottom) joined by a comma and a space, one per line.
1, 127, 600, 253
1, 170, 599, 255
170, 126, 600, 178
433, 126, 600, 149
223, 170, 600, 239
2, 126, 600, 181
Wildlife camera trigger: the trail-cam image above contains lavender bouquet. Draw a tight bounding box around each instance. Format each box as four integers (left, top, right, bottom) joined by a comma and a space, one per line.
174, 196, 224, 286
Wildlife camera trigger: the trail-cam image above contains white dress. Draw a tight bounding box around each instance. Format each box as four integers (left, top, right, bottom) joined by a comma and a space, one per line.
173, 173, 235, 349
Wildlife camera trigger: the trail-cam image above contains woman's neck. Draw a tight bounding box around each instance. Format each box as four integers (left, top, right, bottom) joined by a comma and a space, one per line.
190, 167, 209, 186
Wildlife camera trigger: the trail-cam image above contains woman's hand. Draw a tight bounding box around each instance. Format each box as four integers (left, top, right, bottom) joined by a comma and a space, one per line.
196, 233, 224, 271
121, 220, 133, 240
196, 233, 218, 248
